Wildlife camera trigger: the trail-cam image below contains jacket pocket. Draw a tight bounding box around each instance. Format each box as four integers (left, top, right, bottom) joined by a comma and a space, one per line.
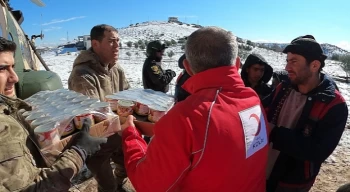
0, 143, 23, 163
0, 143, 36, 191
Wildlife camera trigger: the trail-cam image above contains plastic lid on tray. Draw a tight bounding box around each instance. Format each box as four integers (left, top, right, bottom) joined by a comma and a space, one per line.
118, 100, 134, 107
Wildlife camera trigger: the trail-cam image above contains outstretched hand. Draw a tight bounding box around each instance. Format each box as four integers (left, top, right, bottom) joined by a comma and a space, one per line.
71, 119, 108, 159
119, 115, 136, 136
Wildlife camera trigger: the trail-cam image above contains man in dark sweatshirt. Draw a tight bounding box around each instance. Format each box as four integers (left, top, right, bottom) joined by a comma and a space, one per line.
174, 54, 190, 103
241, 53, 273, 99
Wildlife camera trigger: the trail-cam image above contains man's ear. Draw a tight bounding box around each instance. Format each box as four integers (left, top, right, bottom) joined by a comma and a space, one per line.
310, 60, 321, 73
183, 59, 194, 76
91, 39, 99, 49
235, 57, 241, 69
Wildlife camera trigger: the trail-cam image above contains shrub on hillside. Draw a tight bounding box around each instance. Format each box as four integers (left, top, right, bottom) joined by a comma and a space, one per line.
126, 41, 133, 48
331, 54, 341, 61
239, 44, 253, 51
237, 37, 244, 43
126, 52, 132, 59
247, 40, 255, 47
144, 40, 149, 46
238, 48, 249, 61
171, 39, 177, 45
134, 42, 139, 49
119, 42, 122, 48
139, 44, 145, 50
138, 40, 144, 45
178, 39, 186, 44
339, 54, 350, 80
181, 44, 185, 50
164, 40, 172, 47
167, 51, 175, 59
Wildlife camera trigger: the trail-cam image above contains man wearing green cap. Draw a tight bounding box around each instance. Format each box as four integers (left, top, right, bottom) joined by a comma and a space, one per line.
264, 35, 348, 192
142, 40, 176, 93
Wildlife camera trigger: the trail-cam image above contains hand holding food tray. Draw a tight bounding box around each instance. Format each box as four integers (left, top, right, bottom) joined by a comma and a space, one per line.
23, 89, 121, 150
105, 88, 174, 136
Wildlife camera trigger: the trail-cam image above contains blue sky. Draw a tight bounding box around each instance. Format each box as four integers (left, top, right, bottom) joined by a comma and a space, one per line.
10, 0, 350, 50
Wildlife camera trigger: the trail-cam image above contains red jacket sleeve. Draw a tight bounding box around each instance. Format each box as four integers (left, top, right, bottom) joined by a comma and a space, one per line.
122, 112, 192, 192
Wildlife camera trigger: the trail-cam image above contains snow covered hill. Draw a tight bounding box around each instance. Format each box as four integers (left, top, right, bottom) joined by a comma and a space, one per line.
118, 21, 198, 45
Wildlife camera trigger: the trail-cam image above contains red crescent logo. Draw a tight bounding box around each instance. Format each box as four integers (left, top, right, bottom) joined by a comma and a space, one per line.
249, 113, 261, 136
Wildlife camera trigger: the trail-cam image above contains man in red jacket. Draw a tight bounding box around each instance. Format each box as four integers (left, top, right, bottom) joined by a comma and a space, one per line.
120, 26, 269, 192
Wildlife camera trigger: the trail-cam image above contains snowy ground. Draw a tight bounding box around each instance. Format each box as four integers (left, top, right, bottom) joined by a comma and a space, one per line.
41, 40, 350, 191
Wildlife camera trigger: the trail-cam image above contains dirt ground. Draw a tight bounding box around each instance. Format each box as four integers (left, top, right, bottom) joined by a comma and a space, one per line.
310, 129, 350, 192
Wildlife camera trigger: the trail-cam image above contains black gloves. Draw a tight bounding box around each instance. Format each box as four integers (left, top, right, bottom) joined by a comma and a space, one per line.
70, 119, 107, 161
166, 69, 176, 77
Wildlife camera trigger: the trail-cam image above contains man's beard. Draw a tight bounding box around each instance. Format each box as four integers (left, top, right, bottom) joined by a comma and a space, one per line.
291, 72, 311, 86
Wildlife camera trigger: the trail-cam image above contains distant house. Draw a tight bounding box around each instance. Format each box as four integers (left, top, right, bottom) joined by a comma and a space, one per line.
83, 35, 91, 50
76, 35, 91, 50
168, 17, 179, 23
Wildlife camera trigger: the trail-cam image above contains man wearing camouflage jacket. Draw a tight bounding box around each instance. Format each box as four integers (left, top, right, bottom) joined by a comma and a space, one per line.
0, 37, 106, 191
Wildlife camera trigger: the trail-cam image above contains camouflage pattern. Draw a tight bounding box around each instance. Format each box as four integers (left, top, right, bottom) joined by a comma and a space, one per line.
68, 48, 130, 101
0, 94, 83, 191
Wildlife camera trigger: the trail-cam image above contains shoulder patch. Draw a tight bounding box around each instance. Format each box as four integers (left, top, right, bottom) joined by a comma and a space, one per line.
238, 105, 268, 159
151, 65, 161, 75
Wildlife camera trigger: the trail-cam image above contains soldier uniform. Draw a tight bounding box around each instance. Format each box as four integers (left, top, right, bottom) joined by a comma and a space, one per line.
0, 95, 83, 191
142, 40, 176, 93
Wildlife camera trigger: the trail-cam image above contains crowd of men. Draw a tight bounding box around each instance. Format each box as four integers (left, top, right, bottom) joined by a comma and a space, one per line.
0, 23, 349, 192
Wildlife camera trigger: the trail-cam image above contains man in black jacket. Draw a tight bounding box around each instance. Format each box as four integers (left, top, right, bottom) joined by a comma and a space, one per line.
142, 40, 176, 93
264, 35, 348, 192
174, 54, 190, 103
241, 53, 273, 99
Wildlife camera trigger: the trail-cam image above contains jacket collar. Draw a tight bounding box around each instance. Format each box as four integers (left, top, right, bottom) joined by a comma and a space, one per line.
183, 66, 244, 94
0, 94, 32, 115
284, 73, 337, 103
73, 48, 117, 74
